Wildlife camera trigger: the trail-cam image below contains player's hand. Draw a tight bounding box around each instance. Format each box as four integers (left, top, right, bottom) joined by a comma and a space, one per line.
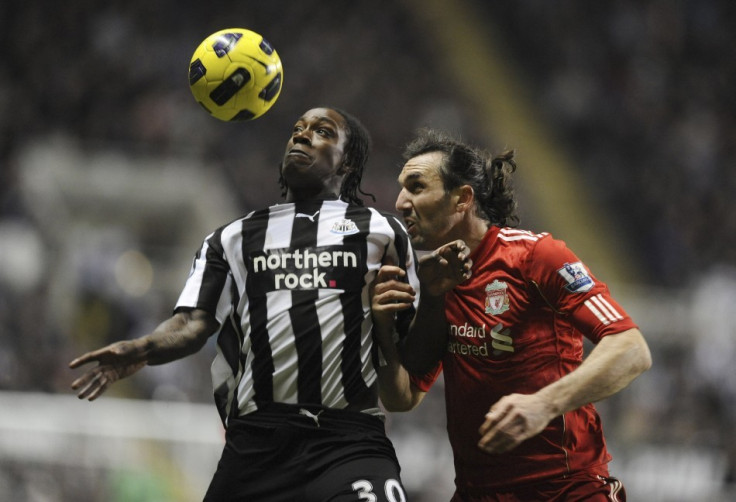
417, 240, 472, 296
69, 341, 147, 401
371, 260, 416, 331
477, 393, 556, 454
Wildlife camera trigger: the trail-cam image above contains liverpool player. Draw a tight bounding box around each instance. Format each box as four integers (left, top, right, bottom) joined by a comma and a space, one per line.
372, 128, 652, 501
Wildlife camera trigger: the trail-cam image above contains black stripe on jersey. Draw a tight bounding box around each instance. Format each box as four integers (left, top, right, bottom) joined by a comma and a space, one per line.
385, 213, 409, 271
290, 200, 324, 404
213, 381, 230, 427
227, 317, 245, 424
219, 278, 244, 375
339, 205, 372, 403
242, 210, 275, 405
214, 310, 242, 426
385, 213, 416, 340
199, 227, 230, 312
289, 290, 323, 404
212, 238, 245, 425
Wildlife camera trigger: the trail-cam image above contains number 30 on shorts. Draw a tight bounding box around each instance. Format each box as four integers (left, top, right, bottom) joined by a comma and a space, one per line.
352, 479, 406, 502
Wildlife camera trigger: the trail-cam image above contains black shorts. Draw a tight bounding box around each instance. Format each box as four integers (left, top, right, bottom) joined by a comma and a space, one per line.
204, 403, 407, 501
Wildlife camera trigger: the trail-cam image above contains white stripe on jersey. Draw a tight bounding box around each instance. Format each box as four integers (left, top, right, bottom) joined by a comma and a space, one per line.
180, 200, 419, 421
590, 294, 624, 323
609, 478, 624, 502
236, 286, 300, 416
585, 299, 609, 325
212, 333, 242, 418
222, 220, 245, 296
584, 294, 623, 325
267, 204, 295, 248
176, 237, 214, 314
498, 228, 548, 242
318, 289, 350, 409
598, 474, 624, 502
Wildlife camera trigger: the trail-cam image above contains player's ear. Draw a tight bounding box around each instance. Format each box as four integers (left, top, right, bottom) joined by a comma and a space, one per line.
455, 185, 474, 213
338, 161, 353, 175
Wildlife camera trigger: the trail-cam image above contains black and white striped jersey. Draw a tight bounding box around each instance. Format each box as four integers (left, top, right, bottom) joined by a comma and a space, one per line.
175, 198, 419, 426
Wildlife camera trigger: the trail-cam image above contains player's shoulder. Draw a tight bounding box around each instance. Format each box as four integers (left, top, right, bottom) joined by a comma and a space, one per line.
227, 208, 262, 228
206, 209, 263, 240
503, 228, 588, 283
361, 206, 409, 232
507, 228, 578, 265
493, 227, 572, 273
496, 227, 551, 250
375, 207, 406, 225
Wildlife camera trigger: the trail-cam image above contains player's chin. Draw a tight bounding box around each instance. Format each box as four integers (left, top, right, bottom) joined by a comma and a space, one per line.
281, 163, 320, 187
282, 156, 313, 172
408, 233, 430, 251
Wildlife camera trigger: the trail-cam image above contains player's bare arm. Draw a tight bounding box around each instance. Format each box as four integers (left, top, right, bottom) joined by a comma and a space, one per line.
399, 240, 473, 375
477, 328, 651, 454
69, 309, 219, 401
371, 262, 425, 411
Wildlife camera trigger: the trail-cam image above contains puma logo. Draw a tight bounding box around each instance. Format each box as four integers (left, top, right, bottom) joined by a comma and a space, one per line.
296, 210, 320, 222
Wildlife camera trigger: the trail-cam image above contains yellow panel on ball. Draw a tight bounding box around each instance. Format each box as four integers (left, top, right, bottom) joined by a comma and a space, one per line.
188, 28, 283, 121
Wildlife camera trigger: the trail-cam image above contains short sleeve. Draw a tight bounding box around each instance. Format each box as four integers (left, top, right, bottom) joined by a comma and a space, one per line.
409, 362, 443, 393
175, 230, 233, 324
384, 212, 421, 340
524, 235, 638, 343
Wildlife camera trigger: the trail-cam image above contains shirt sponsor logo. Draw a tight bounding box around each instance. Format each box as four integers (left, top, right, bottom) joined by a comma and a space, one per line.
485, 280, 510, 315
447, 322, 514, 358
295, 210, 320, 222
450, 322, 487, 339
330, 219, 359, 235
248, 245, 363, 294
558, 261, 594, 293
489, 322, 514, 355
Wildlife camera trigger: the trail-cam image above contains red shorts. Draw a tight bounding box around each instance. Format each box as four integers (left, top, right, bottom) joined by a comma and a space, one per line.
451, 471, 626, 502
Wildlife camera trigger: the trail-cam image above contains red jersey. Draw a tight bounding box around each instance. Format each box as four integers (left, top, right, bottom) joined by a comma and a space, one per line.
411, 227, 638, 493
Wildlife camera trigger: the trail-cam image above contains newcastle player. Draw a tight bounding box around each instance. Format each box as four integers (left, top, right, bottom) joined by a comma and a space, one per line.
70, 108, 470, 501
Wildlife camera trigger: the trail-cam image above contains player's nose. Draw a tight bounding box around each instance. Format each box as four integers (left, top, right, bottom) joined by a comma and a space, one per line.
292, 129, 312, 145
395, 190, 411, 212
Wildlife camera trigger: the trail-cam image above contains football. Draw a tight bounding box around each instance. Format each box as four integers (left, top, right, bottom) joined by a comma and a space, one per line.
188, 28, 283, 121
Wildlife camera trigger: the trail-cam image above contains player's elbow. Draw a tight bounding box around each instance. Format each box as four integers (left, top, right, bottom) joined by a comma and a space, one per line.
627, 329, 653, 376
635, 339, 653, 374
381, 391, 424, 413
381, 399, 416, 413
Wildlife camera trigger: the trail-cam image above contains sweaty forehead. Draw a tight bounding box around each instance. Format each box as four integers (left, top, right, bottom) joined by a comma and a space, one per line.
399, 151, 445, 183
298, 108, 346, 128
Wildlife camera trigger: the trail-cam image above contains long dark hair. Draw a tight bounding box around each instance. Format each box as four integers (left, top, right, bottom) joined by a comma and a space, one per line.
402, 128, 519, 227
279, 107, 375, 205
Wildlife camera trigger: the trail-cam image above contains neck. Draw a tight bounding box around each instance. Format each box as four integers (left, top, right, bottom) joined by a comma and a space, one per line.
286, 189, 340, 203
462, 217, 491, 254
285, 176, 344, 203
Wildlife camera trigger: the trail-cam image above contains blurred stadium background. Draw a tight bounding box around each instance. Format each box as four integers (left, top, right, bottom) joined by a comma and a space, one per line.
1, 1, 735, 500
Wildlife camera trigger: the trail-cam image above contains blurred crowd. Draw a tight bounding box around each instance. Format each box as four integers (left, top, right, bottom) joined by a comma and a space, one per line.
0, 0, 452, 394
1, 0, 735, 500
474, 4, 736, 497
479, 0, 736, 288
